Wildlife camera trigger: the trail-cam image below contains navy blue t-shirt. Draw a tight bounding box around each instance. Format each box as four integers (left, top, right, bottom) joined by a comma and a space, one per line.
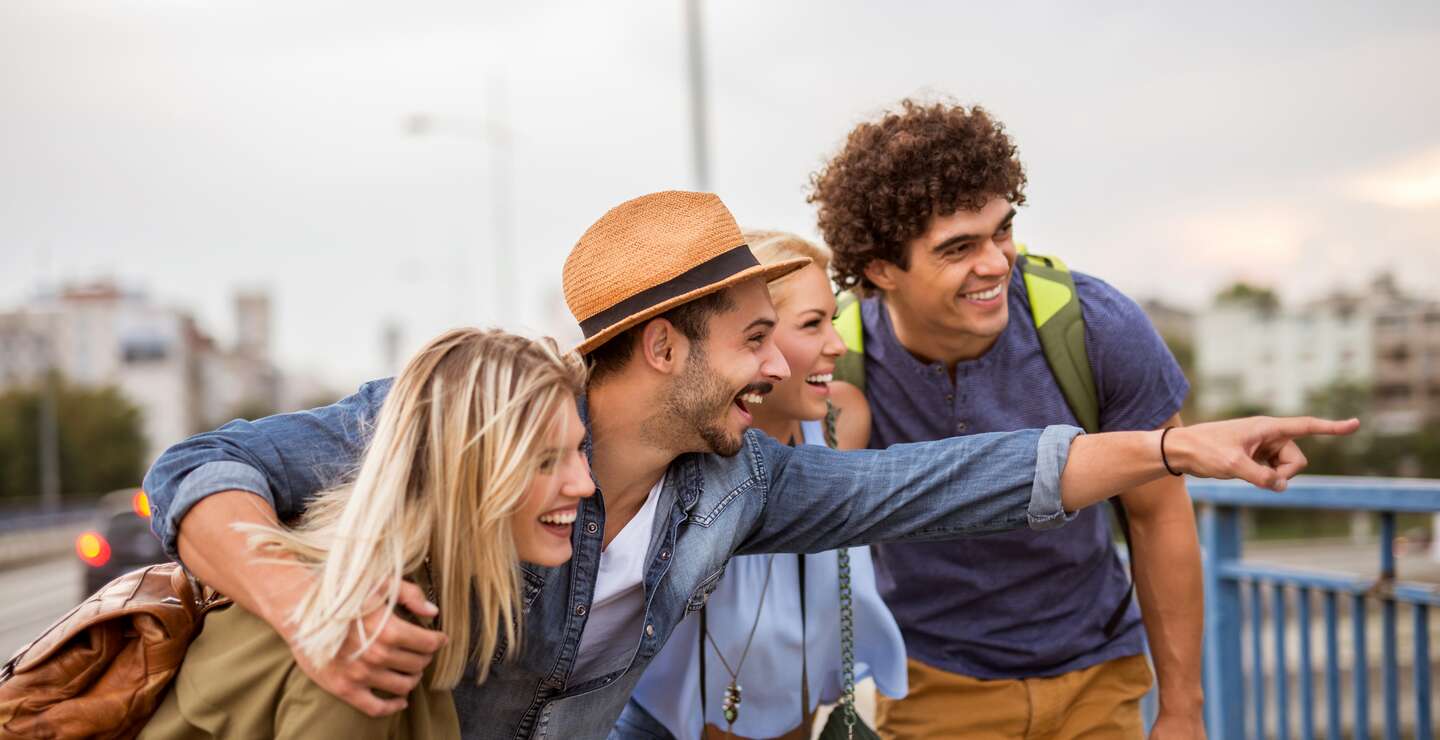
864, 267, 1189, 679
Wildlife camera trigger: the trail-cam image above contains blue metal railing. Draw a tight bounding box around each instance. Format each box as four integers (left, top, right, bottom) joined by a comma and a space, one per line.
1194, 477, 1440, 740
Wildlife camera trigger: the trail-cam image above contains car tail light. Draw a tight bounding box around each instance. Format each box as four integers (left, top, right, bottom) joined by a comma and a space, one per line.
132, 490, 152, 518
76, 531, 112, 567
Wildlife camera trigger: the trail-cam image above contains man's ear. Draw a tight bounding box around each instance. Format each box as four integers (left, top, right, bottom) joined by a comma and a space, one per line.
864, 259, 902, 292
639, 318, 683, 374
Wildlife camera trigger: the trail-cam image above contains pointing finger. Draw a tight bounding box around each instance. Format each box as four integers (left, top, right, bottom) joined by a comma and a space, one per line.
1274, 416, 1360, 439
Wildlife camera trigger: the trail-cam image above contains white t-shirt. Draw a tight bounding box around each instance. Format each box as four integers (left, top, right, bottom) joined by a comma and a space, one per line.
569, 473, 665, 683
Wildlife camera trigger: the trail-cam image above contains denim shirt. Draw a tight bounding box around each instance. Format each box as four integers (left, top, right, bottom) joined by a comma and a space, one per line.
144, 379, 1081, 739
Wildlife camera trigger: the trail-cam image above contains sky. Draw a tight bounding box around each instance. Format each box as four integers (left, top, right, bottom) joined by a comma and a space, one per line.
3, 0, 1438, 391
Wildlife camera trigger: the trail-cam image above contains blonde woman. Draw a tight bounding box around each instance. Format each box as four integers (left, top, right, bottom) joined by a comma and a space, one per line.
142, 329, 594, 738
619, 232, 906, 739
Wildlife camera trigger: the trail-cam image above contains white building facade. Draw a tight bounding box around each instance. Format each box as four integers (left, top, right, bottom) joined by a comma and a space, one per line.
1195, 295, 1373, 417
0, 284, 282, 465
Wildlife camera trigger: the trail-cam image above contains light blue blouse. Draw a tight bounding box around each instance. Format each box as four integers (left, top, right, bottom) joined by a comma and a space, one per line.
630, 420, 908, 738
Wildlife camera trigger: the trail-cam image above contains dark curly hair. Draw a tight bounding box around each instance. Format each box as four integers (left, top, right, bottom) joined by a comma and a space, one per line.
808, 100, 1028, 293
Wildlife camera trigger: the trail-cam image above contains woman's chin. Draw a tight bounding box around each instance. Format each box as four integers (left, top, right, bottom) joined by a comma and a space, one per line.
518, 541, 573, 568
800, 395, 830, 423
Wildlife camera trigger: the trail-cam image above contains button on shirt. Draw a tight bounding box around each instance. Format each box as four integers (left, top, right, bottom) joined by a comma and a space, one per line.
570, 474, 665, 683
863, 267, 1189, 680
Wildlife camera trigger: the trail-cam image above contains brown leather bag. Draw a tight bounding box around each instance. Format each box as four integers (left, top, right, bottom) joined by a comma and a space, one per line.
0, 563, 229, 740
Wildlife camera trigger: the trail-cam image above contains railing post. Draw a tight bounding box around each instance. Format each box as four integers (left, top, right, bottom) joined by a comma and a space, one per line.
1202, 503, 1245, 739
1380, 512, 1399, 740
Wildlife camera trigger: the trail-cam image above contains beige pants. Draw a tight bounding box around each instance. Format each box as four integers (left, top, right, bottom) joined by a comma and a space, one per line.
875, 654, 1152, 740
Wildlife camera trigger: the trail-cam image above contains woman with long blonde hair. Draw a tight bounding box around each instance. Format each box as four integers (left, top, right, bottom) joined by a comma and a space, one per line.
619, 232, 907, 739
142, 328, 594, 738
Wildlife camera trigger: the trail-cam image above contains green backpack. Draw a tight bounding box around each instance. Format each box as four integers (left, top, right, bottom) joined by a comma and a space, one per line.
832, 248, 1134, 635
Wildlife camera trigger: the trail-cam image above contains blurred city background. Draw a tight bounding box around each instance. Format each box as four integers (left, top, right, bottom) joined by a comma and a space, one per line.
2, 1, 1438, 736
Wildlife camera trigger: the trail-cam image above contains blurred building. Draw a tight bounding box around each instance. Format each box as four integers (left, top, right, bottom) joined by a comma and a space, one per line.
1369, 275, 1440, 432
0, 313, 50, 387
1138, 298, 1195, 346
1195, 274, 1440, 431
200, 292, 281, 427
0, 282, 283, 464
1196, 287, 1373, 417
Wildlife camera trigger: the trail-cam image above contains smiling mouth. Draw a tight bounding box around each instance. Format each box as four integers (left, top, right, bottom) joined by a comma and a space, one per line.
538, 509, 576, 535
734, 390, 766, 414
962, 284, 1003, 301
804, 372, 833, 387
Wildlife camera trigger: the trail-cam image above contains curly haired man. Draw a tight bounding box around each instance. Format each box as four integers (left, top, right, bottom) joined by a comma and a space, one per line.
810, 101, 1204, 739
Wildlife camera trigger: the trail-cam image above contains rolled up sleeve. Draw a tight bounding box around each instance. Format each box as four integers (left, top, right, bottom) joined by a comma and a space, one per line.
143, 379, 392, 562
153, 461, 276, 559
1026, 424, 1084, 530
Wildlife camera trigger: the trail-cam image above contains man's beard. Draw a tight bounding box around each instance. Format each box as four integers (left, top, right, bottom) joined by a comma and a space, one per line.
663, 343, 746, 457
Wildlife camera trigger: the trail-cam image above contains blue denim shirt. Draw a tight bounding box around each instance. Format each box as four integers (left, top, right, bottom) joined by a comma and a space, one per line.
144, 379, 1081, 739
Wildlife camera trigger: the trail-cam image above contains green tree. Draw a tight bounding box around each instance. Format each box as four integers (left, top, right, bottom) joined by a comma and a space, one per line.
1215, 282, 1280, 312
1215, 401, 1271, 420
1160, 334, 1198, 420
226, 398, 278, 423
0, 376, 148, 500
1297, 380, 1372, 475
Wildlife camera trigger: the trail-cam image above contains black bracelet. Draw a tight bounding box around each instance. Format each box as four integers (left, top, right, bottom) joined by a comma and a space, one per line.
1160, 426, 1183, 477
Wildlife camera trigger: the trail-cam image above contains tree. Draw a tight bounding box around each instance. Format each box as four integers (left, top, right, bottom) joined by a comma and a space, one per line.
226, 398, 278, 423
1215, 282, 1280, 312
1160, 334, 1199, 420
1297, 380, 1373, 475
0, 376, 147, 500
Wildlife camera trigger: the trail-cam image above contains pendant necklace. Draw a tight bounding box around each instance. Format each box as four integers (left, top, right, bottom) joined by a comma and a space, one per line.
704, 553, 776, 737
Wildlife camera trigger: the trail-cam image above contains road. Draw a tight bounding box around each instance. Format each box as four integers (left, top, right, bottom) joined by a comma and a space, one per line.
0, 556, 84, 661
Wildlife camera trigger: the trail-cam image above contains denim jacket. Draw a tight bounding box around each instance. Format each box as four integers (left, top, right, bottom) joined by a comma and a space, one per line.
144, 379, 1081, 739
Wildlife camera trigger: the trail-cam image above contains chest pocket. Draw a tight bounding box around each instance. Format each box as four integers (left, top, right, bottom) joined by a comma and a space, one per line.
685, 565, 727, 612
687, 477, 759, 528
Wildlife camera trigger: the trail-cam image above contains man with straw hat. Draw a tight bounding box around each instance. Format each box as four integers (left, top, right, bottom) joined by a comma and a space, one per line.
142, 190, 1356, 738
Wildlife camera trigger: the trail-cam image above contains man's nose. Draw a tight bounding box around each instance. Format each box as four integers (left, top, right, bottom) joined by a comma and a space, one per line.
760, 338, 790, 383
976, 240, 1010, 276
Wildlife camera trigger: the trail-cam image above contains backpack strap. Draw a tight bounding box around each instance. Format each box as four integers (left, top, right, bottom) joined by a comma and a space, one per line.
1017, 250, 1101, 434
1018, 249, 1134, 637
832, 291, 865, 392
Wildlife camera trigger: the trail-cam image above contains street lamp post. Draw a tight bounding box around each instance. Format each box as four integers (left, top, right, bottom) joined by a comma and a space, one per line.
35, 328, 61, 512
403, 80, 517, 326
684, 0, 711, 191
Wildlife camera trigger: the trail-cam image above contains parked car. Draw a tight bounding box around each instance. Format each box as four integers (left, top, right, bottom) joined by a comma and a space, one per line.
76, 488, 169, 593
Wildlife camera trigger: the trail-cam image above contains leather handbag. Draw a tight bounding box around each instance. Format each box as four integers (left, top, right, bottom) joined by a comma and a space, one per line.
0, 562, 229, 739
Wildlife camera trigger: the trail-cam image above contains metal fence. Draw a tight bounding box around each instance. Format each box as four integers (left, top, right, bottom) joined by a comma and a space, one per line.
1195, 477, 1440, 740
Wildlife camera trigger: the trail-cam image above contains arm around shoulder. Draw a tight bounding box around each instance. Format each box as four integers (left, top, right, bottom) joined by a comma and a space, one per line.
144, 378, 393, 561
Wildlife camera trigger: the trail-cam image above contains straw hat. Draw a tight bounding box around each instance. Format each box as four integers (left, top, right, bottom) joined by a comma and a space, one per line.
563, 191, 811, 355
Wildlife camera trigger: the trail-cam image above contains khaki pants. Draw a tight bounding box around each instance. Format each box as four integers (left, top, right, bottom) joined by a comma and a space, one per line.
875, 654, 1152, 740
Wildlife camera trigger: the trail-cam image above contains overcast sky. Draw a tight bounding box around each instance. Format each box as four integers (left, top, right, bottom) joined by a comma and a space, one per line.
3, 0, 1438, 391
